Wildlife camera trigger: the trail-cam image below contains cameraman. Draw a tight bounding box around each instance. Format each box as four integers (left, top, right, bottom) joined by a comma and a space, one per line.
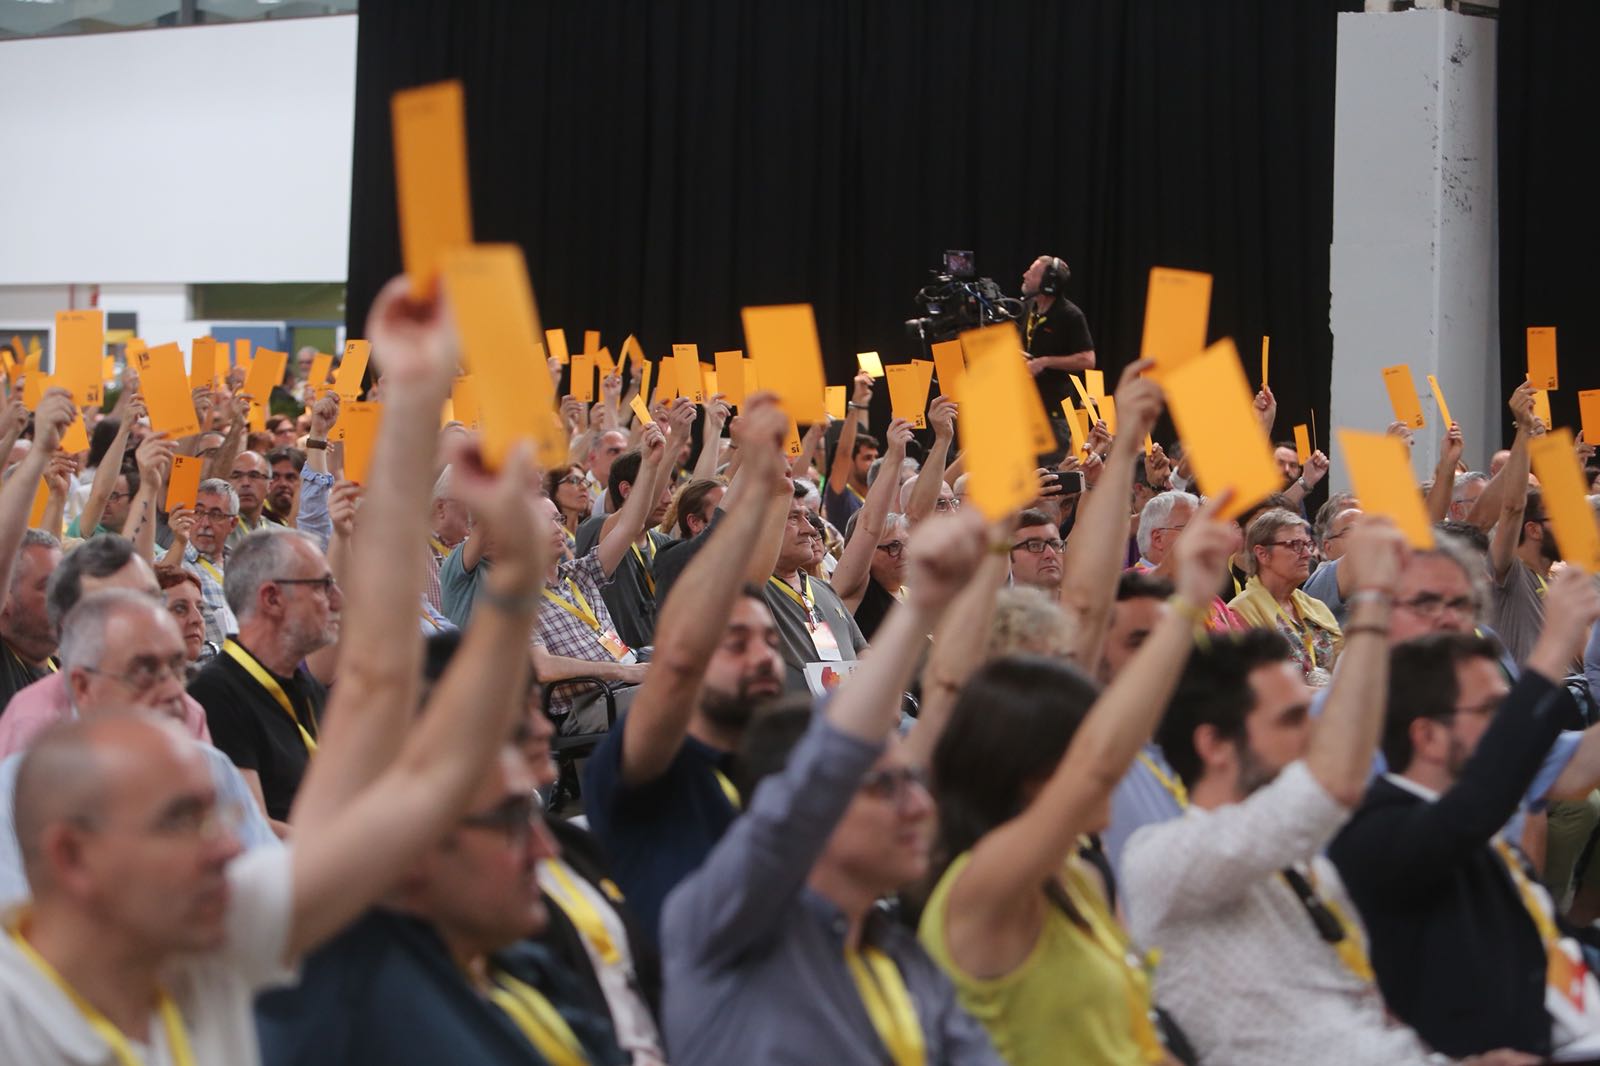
1021, 255, 1096, 451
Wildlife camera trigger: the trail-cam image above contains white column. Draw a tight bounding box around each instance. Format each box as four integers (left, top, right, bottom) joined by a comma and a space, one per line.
1329, 9, 1499, 491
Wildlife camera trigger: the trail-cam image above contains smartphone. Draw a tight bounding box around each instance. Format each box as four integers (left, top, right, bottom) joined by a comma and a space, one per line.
1055, 471, 1085, 494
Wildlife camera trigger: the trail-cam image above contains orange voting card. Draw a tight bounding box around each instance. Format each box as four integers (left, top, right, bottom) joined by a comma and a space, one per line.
1529, 429, 1600, 571
233, 338, 252, 371
596, 347, 616, 380
334, 340, 370, 401
101, 356, 116, 384
583, 330, 600, 355
1527, 327, 1559, 391
165, 455, 203, 513
1260, 336, 1270, 388
1532, 389, 1552, 431
307, 352, 335, 395
21, 354, 45, 409
1427, 374, 1453, 427
440, 245, 564, 469
569, 354, 596, 403
619, 334, 644, 380
28, 477, 49, 529
1337, 430, 1434, 549
1579, 390, 1600, 445
911, 359, 935, 406
652, 358, 677, 406
960, 343, 1040, 519
742, 305, 827, 425
451, 375, 480, 428
391, 80, 473, 297
672, 344, 705, 404
54, 310, 103, 407
243, 348, 288, 430
135, 343, 200, 438
962, 322, 1053, 456
1060, 399, 1087, 455
1085, 368, 1106, 405
783, 416, 803, 459
1139, 267, 1211, 374
1293, 424, 1312, 464
1381, 364, 1425, 430
60, 416, 88, 454
190, 337, 217, 390
1099, 395, 1118, 436
1069, 373, 1101, 423
630, 395, 654, 426
544, 329, 570, 366
715, 350, 746, 407
339, 402, 383, 485
885, 363, 929, 429
1162, 338, 1281, 521
701, 366, 718, 399
931, 340, 965, 400
857, 352, 885, 379
825, 386, 847, 420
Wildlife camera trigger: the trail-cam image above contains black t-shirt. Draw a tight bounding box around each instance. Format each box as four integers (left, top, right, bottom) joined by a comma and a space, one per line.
0, 641, 51, 718
575, 517, 672, 650
1023, 297, 1095, 409
651, 510, 722, 608
852, 576, 899, 643
188, 642, 326, 821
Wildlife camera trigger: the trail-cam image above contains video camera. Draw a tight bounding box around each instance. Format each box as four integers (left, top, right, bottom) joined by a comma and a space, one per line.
904, 251, 1024, 345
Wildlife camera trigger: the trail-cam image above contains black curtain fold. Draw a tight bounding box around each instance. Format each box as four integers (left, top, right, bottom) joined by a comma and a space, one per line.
348, 0, 1357, 442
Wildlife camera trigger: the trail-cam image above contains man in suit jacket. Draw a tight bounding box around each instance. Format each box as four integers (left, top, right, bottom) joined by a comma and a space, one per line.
1329, 568, 1600, 1060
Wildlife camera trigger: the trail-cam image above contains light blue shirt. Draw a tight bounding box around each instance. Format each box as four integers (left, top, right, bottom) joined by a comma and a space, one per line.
297, 469, 335, 551
1301, 558, 1345, 622
0, 742, 280, 909
1104, 745, 1186, 873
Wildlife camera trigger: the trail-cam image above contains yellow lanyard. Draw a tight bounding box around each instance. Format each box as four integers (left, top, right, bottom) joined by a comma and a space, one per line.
1535, 572, 1550, 598
194, 556, 224, 586
542, 578, 602, 632
541, 861, 621, 966
847, 484, 866, 505
429, 535, 450, 559
713, 768, 742, 810
1298, 866, 1376, 984
1272, 599, 1319, 668
9, 922, 195, 1066
629, 538, 657, 597
1494, 838, 1566, 978
1137, 752, 1188, 809
222, 639, 317, 752
487, 970, 590, 1066
767, 574, 815, 619
1060, 859, 1166, 1062
845, 945, 925, 1066
1025, 306, 1042, 349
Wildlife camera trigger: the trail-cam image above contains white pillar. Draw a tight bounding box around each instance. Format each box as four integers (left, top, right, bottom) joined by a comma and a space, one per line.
1329, 9, 1499, 492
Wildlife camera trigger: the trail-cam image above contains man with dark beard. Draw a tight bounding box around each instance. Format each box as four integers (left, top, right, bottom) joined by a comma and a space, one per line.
583, 399, 791, 946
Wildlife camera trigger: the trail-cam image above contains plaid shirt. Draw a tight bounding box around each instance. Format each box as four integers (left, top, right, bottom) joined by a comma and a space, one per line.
182, 544, 238, 647
536, 547, 624, 719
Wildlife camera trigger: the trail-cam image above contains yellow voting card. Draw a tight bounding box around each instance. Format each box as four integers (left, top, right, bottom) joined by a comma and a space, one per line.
715, 350, 745, 407
243, 348, 287, 431
783, 416, 803, 458
544, 329, 570, 366
392, 80, 473, 297
825, 386, 847, 420
630, 395, 653, 426
619, 334, 644, 380
1293, 424, 1312, 464
885, 364, 929, 429
60, 416, 88, 454
189, 337, 217, 391
1579, 390, 1600, 445
1527, 327, 1559, 391
28, 477, 49, 529
1528, 429, 1600, 571
1139, 267, 1211, 374
960, 345, 1039, 520
233, 338, 252, 372
1069, 373, 1100, 423
135, 343, 200, 438
1337, 430, 1434, 549
21, 355, 45, 409
166, 455, 203, 513
931, 340, 965, 400
1381, 364, 1425, 430
583, 330, 600, 355
1162, 338, 1281, 521
652, 358, 677, 406
857, 351, 884, 379
1099, 395, 1118, 436
1261, 336, 1270, 387
742, 305, 827, 425
54, 310, 103, 407
440, 245, 565, 469
339, 402, 382, 485
334, 340, 370, 401
961, 322, 1053, 455
596, 347, 616, 380
1085, 368, 1105, 404
451, 375, 480, 428
1532, 389, 1552, 431
1061, 399, 1087, 454
569, 354, 595, 403
701, 366, 718, 399
673, 344, 704, 404
1427, 374, 1453, 427
307, 352, 334, 395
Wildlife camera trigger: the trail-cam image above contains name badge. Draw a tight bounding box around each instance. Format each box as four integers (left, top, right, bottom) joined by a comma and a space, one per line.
808, 616, 843, 662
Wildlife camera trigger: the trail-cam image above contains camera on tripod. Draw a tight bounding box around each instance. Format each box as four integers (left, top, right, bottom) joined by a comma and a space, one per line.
904, 250, 1024, 345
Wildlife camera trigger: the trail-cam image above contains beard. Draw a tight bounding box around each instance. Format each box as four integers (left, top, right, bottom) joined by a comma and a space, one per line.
1540, 534, 1560, 564
700, 673, 781, 733
1236, 742, 1281, 797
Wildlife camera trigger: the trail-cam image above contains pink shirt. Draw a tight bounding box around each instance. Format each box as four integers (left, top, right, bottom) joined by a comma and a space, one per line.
0, 672, 211, 758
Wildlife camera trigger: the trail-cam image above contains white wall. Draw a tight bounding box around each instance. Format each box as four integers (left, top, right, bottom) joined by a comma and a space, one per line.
0, 15, 357, 286
1330, 10, 1499, 486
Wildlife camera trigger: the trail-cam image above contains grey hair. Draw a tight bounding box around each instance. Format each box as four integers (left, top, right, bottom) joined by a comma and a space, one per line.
1413, 530, 1489, 618
224, 528, 321, 619
58, 589, 165, 673
45, 534, 139, 629
1451, 471, 1490, 501
197, 478, 239, 514
987, 586, 1073, 659
793, 478, 821, 510
1243, 508, 1309, 576
431, 465, 453, 503
1136, 491, 1199, 559
13, 530, 61, 593
843, 509, 908, 548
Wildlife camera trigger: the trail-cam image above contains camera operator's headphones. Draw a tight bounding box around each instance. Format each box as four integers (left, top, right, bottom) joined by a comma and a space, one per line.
1038, 256, 1071, 296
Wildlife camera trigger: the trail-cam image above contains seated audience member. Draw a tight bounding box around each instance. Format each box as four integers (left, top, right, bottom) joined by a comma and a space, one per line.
0, 276, 566, 1065
166, 478, 242, 647
425, 465, 470, 614
1131, 491, 1195, 575
1450, 471, 1492, 524
1122, 518, 1531, 1065
0, 536, 210, 757
1329, 571, 1600, 1061
822, 371, 878, 531
645, 477, 727, 607
226, 450, 279, 548
264, 446, 306, 525
548, 463, 592, 546
763, 483, 868, 693
189, 529, 339, 825
832, 419, 913, 641
1300, 505, 1363, 620
985, 587, 1072, 660
660, 510, 1003, 1064
1007, 509, 1063, 594
1487, 384, 1548, 663
1228, 508, 1341, 683
158, 567, 213, 669
0, 590, 277, 908
584, 429, 630, 519
919, 500, 1233, 1065
584, 400, 790, 944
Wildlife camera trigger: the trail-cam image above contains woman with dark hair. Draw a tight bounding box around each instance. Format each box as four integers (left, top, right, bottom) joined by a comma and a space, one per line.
545, 463, 590, 550
917, 498, 1236, 1066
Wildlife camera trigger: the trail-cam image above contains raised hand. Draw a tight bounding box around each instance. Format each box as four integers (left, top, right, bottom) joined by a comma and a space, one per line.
365, 273, 455, 391
1115, 359, 1164, 439
167, 506, 196, 546
1509, 381, 1537, 432
1144, 443, 1173, 490
448, 439, 549, 589
328, 481, 362, 540
42, 453, 77, 498
134, 433, 178, 485
904, 509, 990, 614
704, 395, 733, 432
1527, 567, 1600, 684
560, 395, 585, 435
884, 417, 913, 455
1340, 515, 1409, 599
850, 370, 874, 406
1301, 450, 1330, 488
1253, 384, 1277, 435
928, 395, 957, 441
601, 372, 624, 404
1170, 492, 1237, 607
1385, 421, 1414, 449
33, 388, 77, 454
1440, 422, 1465, 470
310, 391, 341, 438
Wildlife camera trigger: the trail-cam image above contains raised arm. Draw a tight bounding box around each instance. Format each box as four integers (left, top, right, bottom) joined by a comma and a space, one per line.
1058, 360, 1160, 667
827, 372, 872, 492
693, 395, 731, 481
0, 398, 29, 473
831, 418, 910, 607
618, 399, 790, 786
905, 397, 956, 525
942, 496, 1234, 938
76, 401, 138, 535
1489, 383, 1536, 584
1425, 422, 1464, 524
121, 434, 176, 561
0, 390, 73, 603
203, 390, 251, 482
596, 421, 668, 577
288, 275, 455, 829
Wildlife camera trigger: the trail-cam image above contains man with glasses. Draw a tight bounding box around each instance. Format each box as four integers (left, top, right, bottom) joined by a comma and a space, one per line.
167, 478, 241, 647
0, 589, 278, 907
188, 529, 340, 825
762, 489, 868, 694
1008, 508, 1065, 594
227, 451, 279, 550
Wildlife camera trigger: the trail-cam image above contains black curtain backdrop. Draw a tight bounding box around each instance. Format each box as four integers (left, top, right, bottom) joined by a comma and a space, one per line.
1498, 0, 1600, 449
347, 0, 1359, 443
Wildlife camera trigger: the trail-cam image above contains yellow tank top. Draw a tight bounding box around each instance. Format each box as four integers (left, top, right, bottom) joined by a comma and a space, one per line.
918, 851, 1162, 1066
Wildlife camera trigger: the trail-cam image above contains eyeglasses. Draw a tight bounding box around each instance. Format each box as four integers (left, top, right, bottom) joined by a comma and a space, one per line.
271, 574, 339, 595
106, 491, 133, 503
81, 653, 189, 693
557, 474, 587, 487
859, 765, 929, 805
459, 791, 544, 847
798, 531, 823, 544
875, 541, 907, 558
167, 599, 215, 622
1265, 539, 1316, 555
77, 797, 245, 841
1012, 537, 1064, 555
933, 497, 960, 512
230, 470, 269, 482
193, 509, 238, 524
1397, 592, 1477, 619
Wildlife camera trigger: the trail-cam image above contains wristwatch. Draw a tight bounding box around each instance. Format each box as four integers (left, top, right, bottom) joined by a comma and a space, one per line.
306, 438, 329, 451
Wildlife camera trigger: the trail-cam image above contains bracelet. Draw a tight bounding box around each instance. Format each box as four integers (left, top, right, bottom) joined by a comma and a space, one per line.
848, 402, 869, 411
305, 438, 329, 450
1168, 594, 1209, 627
1346, 589, 1394, 610
477, 584, 541, 614
1343, 624, 1389, 639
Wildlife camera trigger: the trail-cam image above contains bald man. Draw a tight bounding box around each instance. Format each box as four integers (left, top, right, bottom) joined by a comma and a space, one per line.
227, 451, 279, 550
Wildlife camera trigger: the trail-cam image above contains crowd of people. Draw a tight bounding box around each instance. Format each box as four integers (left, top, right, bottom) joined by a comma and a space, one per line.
0, 267, 1599, 1066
